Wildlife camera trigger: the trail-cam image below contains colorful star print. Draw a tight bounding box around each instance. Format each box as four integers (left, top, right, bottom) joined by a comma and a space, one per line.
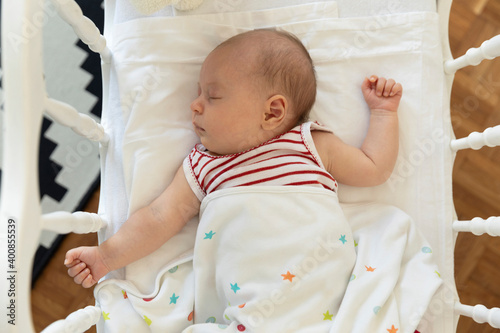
121, 290, 128, 299
365, 265, 376, 272
230, 283, 240, 293
204, 230, 216, 239
144, 315, 152, 326
387, 324, 398, 333
281, 271, 295, 282
323, 310, 333, 321
103, 311, 110, 321
170, 293, 180, 304
339, 235, 347, 244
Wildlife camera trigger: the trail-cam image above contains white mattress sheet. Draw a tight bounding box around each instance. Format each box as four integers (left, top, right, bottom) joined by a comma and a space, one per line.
111, 0, 436, 24
98, 1, 457, 332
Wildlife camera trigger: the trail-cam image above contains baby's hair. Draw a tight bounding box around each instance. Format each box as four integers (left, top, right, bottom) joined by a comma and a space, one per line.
215, 29, 317, 125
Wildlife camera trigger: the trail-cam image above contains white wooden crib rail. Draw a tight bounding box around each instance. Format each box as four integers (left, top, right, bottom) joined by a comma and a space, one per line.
445, 33, 500, 153
0, 0, 108, 332
439, 0, 500, 328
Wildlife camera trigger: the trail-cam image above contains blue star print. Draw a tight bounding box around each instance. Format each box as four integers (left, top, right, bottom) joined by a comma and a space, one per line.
204, 230, 216, 239
170, 293, 179, 304
339, 235, 347, 244
230, 283, 240, 294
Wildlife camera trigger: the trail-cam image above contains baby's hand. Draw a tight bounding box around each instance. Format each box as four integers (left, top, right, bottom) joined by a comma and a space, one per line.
65, 246, 110, 288
361, 75, 403, 113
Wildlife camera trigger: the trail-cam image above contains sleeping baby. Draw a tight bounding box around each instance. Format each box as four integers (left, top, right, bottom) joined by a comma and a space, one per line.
65, 29, 402, 331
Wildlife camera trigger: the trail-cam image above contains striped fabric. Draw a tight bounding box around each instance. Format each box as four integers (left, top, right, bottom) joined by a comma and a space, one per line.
183, 122, 338, 201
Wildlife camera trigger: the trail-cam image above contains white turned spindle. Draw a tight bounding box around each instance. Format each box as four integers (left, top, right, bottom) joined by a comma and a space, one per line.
41, 305, 102, 333
450, 125, 500, 151
41, 211, 107, 234
444, 34, 500, 74
455, 303, 500, 329
50, 0, 111, 63
453, 216, 500, 236
45, 97, 109, 144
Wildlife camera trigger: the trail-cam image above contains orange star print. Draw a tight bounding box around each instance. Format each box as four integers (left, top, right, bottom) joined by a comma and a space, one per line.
281, 271, 295, 282
387, 324, 398, 333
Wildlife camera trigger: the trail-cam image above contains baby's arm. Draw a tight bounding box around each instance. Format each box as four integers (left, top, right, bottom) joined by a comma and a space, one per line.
314, 76, 402, 186
65, 166, 200, 288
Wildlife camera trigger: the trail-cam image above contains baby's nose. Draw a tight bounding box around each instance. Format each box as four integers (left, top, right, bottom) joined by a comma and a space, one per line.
190, 98, 203, 114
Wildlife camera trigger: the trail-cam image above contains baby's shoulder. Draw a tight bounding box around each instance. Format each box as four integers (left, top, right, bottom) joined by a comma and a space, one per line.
310, 130, 337, 150
310, 129, 344, 172
307, 121, 335, 146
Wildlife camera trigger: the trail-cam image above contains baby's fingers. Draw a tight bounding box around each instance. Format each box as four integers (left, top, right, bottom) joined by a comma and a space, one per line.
64, 248, 84, 267
383, 79, 395, 97
64, 258, 81, 268
72, 267, 92, 286
389, 82, 403, 96
81, 274, 96, 288
375, 77, 386, 96
67, 261, 87, 278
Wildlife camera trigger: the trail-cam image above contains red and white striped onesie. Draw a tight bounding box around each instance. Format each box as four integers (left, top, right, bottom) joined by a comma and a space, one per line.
183, 121, 338, 201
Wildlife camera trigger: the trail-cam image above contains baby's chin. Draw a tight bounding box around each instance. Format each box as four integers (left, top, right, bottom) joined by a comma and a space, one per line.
204, 145, 240, 157
203, 139, 255, 156
201, 142, 224, 156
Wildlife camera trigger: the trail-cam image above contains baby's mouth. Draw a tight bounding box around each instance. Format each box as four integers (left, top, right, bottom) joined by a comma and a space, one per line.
193, 123, 205, 132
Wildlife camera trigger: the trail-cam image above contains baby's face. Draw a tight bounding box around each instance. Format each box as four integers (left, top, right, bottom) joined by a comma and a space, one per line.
190, 46, 268, 155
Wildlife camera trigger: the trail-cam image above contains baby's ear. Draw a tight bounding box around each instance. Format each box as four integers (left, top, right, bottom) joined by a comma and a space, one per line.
263, 94, 288, 130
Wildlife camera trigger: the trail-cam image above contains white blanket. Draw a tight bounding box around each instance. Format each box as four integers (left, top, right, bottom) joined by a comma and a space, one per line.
188, 187, 356, 332
94, 188, 441, 332
338, 202, 442, 333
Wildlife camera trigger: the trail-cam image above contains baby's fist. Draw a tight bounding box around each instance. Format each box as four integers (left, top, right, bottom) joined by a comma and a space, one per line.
65, 246, 109, 288
362, 75, 403, 113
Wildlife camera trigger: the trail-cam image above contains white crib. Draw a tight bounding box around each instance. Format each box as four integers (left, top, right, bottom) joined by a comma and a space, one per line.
1, 0, 500, 332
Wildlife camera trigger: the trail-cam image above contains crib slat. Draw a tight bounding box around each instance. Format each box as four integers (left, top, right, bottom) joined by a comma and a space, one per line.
41, 305, 101, 333
45, 97, 109, 144
455, 302, 500, 329
453, 216, 500, 236
444, 34, 500, 74
450, 124, 500, 151
50, 0, 111, 63
41, 211, 107, 234
1, 0, 47, 331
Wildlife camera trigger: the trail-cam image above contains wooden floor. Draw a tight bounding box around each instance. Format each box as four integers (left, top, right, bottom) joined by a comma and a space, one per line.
31, 1, 500, 332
